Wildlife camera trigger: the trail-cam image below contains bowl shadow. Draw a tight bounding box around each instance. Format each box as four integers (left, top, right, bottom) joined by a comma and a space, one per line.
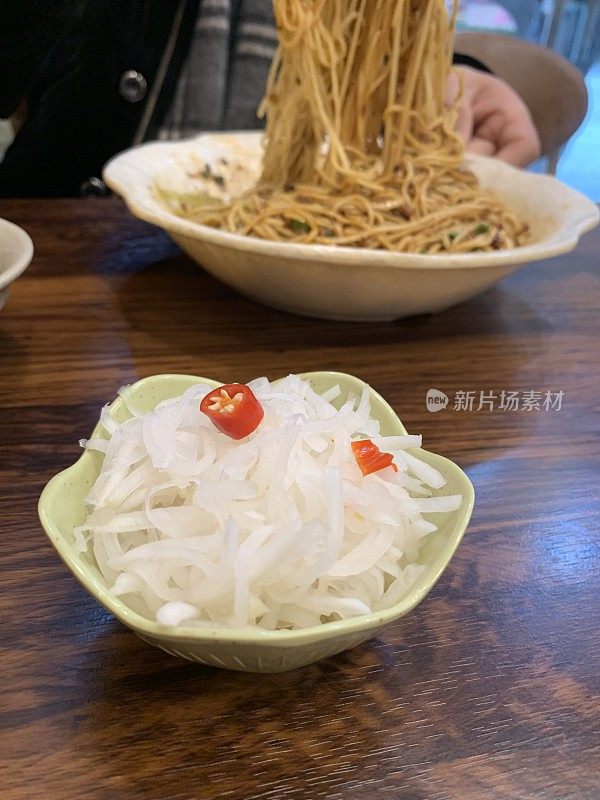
72, 597, 467, 797
115, 253, 549, 357
114, 253, 546, 469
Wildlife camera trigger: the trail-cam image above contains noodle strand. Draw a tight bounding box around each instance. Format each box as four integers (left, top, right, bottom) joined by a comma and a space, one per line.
165, 0, 529, 254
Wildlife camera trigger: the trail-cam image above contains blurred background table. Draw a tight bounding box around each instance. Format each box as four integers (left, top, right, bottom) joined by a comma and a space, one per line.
1, 198, 599, 800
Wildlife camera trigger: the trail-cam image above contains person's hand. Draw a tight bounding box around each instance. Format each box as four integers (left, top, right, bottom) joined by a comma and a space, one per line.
448, 66, 541, 167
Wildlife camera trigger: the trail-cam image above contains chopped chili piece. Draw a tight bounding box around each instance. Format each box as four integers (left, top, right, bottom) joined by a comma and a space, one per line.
200, 384, 264, 440
351, 439, 397, 476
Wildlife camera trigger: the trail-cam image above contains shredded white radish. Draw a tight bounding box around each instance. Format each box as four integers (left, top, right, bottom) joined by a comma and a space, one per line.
78, 376, 462, 629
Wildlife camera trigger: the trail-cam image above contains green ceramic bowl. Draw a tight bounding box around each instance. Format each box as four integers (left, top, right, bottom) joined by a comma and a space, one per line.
38, 371, 474, 673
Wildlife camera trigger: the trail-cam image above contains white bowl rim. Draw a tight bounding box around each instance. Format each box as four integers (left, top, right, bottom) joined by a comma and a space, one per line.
103, 131, 599, 271
0, 217, 34, 290
38, 370, 475, 647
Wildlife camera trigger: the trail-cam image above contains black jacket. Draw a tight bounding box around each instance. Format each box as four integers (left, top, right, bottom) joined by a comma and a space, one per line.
0, 0, 488, 198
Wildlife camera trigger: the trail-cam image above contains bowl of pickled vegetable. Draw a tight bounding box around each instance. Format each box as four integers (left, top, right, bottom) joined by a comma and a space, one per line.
39, 371, 474, 672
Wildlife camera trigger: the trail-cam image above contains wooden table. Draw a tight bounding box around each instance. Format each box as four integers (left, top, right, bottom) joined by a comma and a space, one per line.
1, 198, 599, 800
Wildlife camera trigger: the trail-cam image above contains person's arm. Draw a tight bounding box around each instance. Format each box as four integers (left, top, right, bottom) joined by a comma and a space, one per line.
0, 0, 76, 119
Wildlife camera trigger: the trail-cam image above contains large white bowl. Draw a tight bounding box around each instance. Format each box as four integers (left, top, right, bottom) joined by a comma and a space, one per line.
0, 217, 34, 311
103, 132, 599, 321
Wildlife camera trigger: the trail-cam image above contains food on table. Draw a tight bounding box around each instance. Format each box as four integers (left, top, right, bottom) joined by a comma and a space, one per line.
77, 375, 462, 629
157, 0, 528, 253
200, 383, 264, 440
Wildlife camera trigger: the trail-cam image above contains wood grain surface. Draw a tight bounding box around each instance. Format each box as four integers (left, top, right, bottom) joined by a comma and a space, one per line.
1, 198, 599, 800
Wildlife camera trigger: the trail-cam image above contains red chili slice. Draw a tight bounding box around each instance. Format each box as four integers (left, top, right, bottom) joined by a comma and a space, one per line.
351, 439, 397, 476
200, 383, 264, 440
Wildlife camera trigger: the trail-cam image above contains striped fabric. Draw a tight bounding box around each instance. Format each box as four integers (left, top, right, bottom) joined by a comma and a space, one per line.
159, 0, 277, 139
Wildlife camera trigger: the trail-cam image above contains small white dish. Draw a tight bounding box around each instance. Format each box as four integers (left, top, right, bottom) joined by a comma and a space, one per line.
0, 217, 34, 311
104, 132, 599, 321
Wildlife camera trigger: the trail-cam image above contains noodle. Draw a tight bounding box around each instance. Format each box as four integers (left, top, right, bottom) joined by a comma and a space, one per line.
165, 0, 529, 253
